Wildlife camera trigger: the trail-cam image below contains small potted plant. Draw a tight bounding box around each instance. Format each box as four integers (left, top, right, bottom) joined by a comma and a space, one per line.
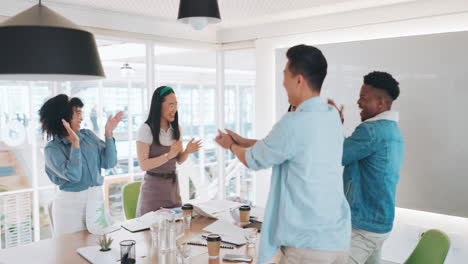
93, 234, 116, 264
97, 234, 113, 252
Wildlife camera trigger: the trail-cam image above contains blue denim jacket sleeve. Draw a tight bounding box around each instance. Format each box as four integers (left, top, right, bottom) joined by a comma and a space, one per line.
246, 118, 292, 171
343, 123, 375, 166
44, 145, 82, 184
85, 130, 118, 169
100, 138, 117, 169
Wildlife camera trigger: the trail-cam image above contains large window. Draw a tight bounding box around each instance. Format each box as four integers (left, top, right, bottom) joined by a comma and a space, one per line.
0, 38, 255, 249
224, 49, 255, 204
154, 46, 219, 202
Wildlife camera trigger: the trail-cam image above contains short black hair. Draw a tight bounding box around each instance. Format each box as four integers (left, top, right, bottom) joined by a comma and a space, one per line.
286, 44, 328, 91
364, 71, 400, 100
39, 94, 84, 140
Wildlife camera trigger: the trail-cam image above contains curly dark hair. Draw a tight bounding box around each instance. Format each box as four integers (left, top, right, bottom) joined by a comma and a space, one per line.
286, 44, 328, 92
39, 94, 84, 140
364, 71, 400, 101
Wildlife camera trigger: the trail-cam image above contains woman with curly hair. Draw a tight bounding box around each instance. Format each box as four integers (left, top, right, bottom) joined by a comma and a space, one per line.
39, 94, 123, 235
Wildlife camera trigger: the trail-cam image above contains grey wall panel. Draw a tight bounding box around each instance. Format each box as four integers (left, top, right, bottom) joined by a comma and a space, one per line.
276, 31, 468, 218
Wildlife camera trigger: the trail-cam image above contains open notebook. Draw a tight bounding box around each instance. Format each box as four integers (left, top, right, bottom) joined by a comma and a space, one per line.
187, 235, 235, 249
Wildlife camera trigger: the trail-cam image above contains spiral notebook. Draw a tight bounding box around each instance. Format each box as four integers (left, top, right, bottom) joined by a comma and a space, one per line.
187, 235, 235, 249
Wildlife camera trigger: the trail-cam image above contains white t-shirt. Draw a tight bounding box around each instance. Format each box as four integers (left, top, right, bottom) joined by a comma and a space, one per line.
137, 123, 174, 146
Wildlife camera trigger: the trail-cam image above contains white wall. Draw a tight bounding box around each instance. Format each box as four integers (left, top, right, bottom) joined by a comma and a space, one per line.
251, 5, 468, 263
252, 3, 468, 207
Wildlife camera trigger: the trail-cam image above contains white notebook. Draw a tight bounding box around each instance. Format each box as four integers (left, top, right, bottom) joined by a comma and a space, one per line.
203, 220, 247, 246
121, 211, 159, 232
76, 246, 120, 264
121, 208, 183, 233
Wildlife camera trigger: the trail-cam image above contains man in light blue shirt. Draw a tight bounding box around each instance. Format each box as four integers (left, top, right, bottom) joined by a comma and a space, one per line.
216, 44, 351, 264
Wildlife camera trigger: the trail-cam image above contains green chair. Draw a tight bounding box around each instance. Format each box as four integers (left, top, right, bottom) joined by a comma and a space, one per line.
404, 229, 450, 264
122, 181, 142, 220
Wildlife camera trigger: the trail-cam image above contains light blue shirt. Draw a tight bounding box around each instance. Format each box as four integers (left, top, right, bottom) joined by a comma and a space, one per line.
44, 129, 117, 192
246, 97, 351, 263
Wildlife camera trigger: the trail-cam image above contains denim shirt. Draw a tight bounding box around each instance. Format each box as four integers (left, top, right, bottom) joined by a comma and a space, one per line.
246, 97, 351, 264
343, 111, 404, 233
44, 129, 117, 192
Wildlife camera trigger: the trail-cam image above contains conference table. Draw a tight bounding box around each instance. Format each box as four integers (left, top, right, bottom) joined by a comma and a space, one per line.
0, 216, 279, 263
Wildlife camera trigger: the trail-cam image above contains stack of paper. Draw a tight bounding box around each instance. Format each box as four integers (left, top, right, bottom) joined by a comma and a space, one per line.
193, 200, 243, 219
121, 208, 182, 233
121, 211, 158, 232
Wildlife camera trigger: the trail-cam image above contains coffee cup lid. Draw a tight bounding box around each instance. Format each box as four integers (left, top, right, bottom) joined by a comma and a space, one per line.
182, 204, 193, 210
239, 205, 251, 211
206, 234, 221, 242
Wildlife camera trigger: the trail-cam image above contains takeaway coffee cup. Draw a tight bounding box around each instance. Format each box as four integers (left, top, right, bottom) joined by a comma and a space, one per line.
239, 205, 251, 224
181, 204, 193, 217
206, 234, 221, 258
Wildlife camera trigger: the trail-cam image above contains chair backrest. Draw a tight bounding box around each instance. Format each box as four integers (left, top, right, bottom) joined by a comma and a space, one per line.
122, 181, 142, 220
404, 229, 451, 264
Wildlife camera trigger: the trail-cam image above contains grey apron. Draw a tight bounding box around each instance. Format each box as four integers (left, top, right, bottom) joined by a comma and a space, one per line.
137, 142, 182, 216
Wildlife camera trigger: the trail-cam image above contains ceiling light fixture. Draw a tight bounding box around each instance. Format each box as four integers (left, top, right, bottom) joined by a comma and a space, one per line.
120, 62, 135, 78
0, 0, 104, 81
177, 0, 221, 30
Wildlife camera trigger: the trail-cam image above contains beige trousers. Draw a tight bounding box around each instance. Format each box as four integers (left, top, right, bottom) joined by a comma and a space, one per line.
280, 246, 349, 264
347, 228, 390, 264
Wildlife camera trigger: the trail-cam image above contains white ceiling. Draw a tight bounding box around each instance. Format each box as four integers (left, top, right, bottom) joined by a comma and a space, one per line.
36, 0, 416, 28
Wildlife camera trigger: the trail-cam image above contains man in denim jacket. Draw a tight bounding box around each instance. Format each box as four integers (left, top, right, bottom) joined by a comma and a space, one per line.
330, 71, 404, 264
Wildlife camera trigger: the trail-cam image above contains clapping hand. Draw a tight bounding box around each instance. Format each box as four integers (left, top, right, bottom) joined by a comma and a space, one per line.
168, 140, 183, 159
215, 129, 234, 149
105, 111, 124, 138
225, 129, 247, 147
327, 99, 344, 123
62, 119, 79, 148
185, 138, 202, 154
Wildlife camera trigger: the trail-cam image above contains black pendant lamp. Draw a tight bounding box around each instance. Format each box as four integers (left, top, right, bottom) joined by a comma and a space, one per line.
0, 0, 105, 81
177, 0, 221, 30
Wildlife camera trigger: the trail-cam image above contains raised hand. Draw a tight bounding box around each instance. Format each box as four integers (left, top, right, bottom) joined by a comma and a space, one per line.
327, 99, 344, 123
185, 138, 202, 154
62, 119, 79, 148
105, 111, 124, 138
